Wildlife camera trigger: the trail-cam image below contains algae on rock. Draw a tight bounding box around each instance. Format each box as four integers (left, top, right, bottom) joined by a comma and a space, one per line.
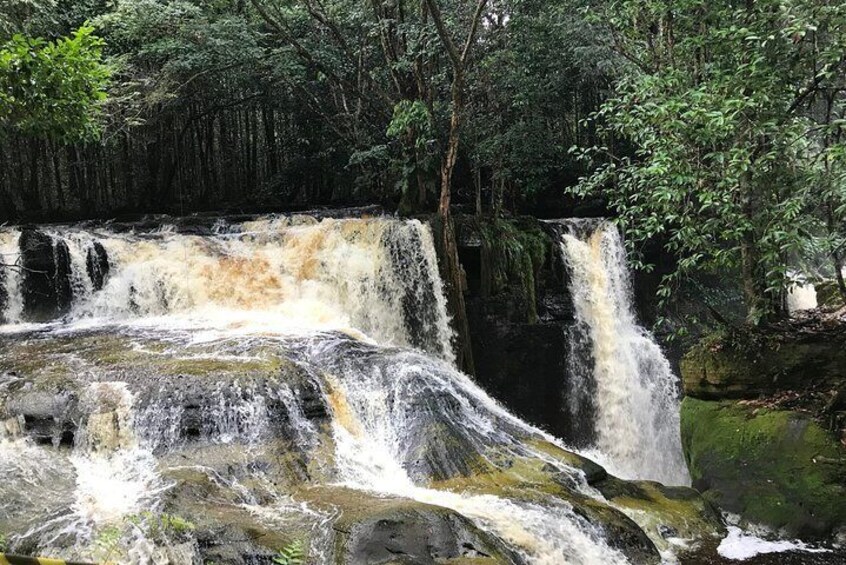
680, 397, 846, 539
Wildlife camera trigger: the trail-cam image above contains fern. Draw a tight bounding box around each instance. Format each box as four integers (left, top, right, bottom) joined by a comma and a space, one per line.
272, 539, 306, 565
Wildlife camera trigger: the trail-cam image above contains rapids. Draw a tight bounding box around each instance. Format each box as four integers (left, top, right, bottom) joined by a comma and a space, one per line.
0, 214, 715, 564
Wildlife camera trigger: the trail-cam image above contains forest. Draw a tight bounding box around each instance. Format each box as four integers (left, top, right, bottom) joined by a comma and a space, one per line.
3, 0, 846, 323
1, 2, 846, 564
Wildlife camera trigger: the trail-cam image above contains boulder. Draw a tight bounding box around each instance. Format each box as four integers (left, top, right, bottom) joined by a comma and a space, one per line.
680, 397, 846, 539
19, 229, 73, 321
680, 330, 846, 400
86, 240, 110, 291
321, 488, 517, 565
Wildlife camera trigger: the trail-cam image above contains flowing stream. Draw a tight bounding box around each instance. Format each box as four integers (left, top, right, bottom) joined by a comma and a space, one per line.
0, 215, 696, 564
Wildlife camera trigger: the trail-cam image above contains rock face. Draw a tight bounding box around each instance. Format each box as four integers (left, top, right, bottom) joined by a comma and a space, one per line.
456, 217, 589, 445
680, 330, 846, 539
325, 490, 516, 565
19, 229, 73, 321
681, 398, 846, 539
681, 330, 846, 399
1, 329, 724, 564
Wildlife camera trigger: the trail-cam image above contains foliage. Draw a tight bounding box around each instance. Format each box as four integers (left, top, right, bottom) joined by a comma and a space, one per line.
572, 0, 846, 323
0, 0, 614, 219
0, 532, 7, 552
0, 25, 111, 141
387, 100, 433, 151
127, 511, 196, 542
476, 217, 548, 322
466, 0, 611, 207
272, 539, 306, 565
387, 100, 438, 211
93, 524, 123, 561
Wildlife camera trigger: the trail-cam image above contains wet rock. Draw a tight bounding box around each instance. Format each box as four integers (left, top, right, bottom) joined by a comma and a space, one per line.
681, 330, 846, 400
455, 216, 592, 446
4, 389, 78, 446
594, 475, 725, 549
310, 487, 518, 565
86, 240, 110, 290
336, 507, 505, 565
19, 229, 73, 321
0, 262, 7, 321
680, 397, 846, 539
432, 444, 663, 565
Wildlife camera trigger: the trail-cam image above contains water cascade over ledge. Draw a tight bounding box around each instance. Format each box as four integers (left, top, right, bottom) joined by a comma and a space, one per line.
553, 220, 689, 486
0, 215, 721, 564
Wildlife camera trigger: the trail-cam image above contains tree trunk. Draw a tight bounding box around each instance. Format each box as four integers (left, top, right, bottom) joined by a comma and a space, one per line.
434, 213, 475, 374
740, 236, 781, 324
424, 0, 488, 373
833, 251, 846, 302
438, 75, 463, 216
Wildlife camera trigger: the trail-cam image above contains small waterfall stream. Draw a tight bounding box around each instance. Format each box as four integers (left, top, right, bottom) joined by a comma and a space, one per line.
554, 220, 689, 486
0, 215, 711, 564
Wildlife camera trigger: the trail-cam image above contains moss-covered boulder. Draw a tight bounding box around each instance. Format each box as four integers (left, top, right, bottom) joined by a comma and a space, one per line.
595, 476, 725, 549
433, 439, 724, 562
680, 330, 846, 400
303, 487, 516, 565
680, 397, 846, 539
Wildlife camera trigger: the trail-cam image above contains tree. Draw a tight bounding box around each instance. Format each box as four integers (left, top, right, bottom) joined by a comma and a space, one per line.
0, 25, 110, 141
464, 0, 611, 215
572, 0, 846, 324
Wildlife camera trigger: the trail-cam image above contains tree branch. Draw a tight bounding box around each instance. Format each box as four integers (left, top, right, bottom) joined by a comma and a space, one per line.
461, 0, 489, 65
423, 0, 461, 69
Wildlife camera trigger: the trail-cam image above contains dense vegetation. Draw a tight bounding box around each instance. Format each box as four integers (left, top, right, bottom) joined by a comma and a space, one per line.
1, 0, 845, 323
0, 0, 606, 219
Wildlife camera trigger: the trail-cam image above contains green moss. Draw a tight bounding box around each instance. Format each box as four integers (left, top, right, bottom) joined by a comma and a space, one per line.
681, 330, 846, 399
476, 217, 550, 323
596, 477, 724, 549
815, 280, 846, 310
680, 397, 846, 538
0, 333, 289, 379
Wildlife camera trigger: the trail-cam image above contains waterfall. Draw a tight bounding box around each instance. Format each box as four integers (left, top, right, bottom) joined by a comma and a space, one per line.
0, 214, 709, 564
0, 229, 23, 324
556, 220, 689, 486
293, 337, 631, 565
786, 272, 818, 313
0, 217, 454, 362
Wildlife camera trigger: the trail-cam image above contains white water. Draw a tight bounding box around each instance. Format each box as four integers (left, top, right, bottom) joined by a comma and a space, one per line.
718, 526, 830, 560
315, 341, 630, 565
0, 215, 705, 563
0, 217, 454, 362
558, 220, 689, 485
0, 382, 167, 556
786, 272, 818, 313
0, 229, 23, 323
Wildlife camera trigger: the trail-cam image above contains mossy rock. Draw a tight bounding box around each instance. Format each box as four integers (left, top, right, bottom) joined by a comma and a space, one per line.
680, 331, 846, 399
432, 442, 664, 564
455, 216, 552, 324
816, 280, 846, 310
595, 476, 725, 550
300, 486, 519, 565
680, 397, 846, 539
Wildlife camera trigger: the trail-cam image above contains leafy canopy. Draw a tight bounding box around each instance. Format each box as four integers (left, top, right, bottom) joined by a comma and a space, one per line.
0, 24, 110, 141
572, 0, 846, 321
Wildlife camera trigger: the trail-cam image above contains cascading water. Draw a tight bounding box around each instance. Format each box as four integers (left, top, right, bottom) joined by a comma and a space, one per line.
554, 219, 689, 486
0, 214, 718, 564
0, 230, 23, 323
1, 217, 452, 361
